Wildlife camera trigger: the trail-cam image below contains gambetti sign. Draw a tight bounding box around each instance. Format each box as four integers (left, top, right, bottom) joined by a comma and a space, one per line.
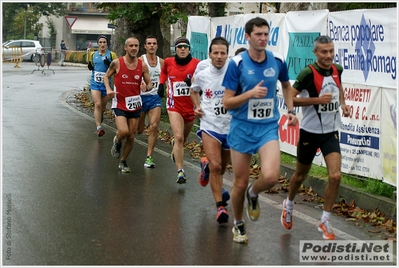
64, 16, 78, 28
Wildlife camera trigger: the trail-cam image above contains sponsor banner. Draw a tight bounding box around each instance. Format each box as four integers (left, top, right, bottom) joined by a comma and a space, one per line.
300, 240, 394, 263
187, 13, 286, 58
328, 8, 397, 89
340, 83, 382, 179
187, 8, 397, 185
187, 16, 211, 61
284, 10, 328, 80
381, 88, 397, 185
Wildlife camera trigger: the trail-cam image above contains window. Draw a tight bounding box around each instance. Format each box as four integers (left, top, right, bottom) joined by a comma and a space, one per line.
21, 41, 34, 47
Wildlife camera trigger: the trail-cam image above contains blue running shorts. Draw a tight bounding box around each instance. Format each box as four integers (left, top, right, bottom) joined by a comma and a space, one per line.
227, 119, 279, 154
197, 129, 230, 150
141, 94, 162, 113
91, 87, 107, 97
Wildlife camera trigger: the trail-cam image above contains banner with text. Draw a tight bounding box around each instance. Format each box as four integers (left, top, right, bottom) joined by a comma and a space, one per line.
186, 8, 397, 185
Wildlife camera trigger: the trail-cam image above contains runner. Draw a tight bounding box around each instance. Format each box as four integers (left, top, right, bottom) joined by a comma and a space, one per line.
222, 17, 298, 243
190, 37, 232, 223
103, 37, 152, 172
87, 35, 117, 137
281, 35, 350, 240
158, 37, 200, 183
138, 35, 164, 168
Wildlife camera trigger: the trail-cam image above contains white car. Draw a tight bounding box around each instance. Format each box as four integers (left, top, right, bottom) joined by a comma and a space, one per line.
2, 39, 45, 62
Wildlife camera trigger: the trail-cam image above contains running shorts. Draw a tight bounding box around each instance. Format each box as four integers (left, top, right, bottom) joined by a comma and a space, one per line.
227, 119, 278, 155
297, 129, 341, 165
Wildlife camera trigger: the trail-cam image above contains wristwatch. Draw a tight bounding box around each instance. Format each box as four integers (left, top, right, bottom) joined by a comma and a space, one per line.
288, 109, 296, 115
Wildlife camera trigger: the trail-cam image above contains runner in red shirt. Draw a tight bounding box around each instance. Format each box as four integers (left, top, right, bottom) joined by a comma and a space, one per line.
104, 36, 152, 173
158, 37, 200, 183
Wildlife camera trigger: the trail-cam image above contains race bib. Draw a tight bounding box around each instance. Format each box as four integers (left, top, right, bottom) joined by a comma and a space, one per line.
125, 95, 142, 111
247, 99, 274, 120
318, 92, 340, 113
151, 77, 159, 89
211, 98, 229, 117
173, 81, 190, 97
94, 71, 105, 83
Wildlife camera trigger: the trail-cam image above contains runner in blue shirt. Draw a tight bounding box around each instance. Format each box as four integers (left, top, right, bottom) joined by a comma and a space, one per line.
222, 17, 298, 243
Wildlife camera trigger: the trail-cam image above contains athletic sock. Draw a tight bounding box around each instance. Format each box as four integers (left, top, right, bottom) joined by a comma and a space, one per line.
248, 184, 257, 198
321, 211, 331, 222
286, 198, 294, 210
234, 219, 244, 225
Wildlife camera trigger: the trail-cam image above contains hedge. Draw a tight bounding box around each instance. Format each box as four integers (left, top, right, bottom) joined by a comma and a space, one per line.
65, 51, 89, 64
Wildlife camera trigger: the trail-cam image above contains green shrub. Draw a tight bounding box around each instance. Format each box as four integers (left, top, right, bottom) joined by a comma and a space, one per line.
65, 51, 89, 64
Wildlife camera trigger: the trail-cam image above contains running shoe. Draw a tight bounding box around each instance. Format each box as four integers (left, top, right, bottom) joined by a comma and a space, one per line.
246, 185, 260, 221
216, 206, 229, 224
97, 127, 105, 137
222, 188, 230, 204
176, 170, 186, 184
111, 136, 122, 158
232, 221, 248, 243
144, 156, 155, 168
198, 157, 210, 187
281, 199, 293, 230
170, 139, 175, 162
318, 220, 336, 240
119, 160, 131, 173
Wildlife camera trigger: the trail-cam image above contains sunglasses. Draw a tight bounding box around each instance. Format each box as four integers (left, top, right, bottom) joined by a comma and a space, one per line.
176, 44, 190, 49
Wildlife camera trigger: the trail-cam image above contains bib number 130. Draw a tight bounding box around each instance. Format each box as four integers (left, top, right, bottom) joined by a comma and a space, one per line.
247, 99, 274, 120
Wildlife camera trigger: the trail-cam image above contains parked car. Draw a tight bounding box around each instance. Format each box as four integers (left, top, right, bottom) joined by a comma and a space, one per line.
77, 40, 98, 51
2, 39, 44, 62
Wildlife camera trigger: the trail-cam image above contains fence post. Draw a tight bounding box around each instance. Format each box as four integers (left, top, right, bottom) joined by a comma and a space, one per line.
10, 46, 22, 68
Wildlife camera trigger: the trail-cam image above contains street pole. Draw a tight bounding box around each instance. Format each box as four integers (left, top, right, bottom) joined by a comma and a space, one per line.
24, 10, 26, 39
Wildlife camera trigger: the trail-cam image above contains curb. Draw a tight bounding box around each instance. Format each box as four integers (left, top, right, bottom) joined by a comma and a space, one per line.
156, 115, 397, 220
79, 90, 397, 221
280, 164, 397, 220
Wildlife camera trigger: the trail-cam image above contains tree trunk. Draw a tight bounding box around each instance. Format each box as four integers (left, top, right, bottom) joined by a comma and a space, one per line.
279, 2, 327, 12
208, 3, 226, 17
174, 3, 200, 36
279, 2, 310, 13
160, 17, 172, 58
112, 4, 164, 58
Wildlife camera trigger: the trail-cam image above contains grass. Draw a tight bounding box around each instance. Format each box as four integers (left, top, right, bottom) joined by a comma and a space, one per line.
280, 153, 396, 199
157, 98, 396, 199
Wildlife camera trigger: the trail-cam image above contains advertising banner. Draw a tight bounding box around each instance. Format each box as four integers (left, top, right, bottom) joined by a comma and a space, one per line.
328, 9, 397, 89
186, 8, 397, 186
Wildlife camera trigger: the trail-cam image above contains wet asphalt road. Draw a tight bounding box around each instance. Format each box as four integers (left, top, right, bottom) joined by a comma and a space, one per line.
2, 62, 396, 266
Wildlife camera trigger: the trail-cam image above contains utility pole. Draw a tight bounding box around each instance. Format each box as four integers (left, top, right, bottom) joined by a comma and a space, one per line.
24, 4, 29, 39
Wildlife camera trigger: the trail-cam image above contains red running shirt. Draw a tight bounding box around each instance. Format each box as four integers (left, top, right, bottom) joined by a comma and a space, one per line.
111, 57, 143, 112
160, 57, 200, 112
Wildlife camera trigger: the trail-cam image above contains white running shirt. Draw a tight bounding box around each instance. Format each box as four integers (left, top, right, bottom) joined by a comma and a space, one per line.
191, 62, 231, 134
141, 54, 161, 96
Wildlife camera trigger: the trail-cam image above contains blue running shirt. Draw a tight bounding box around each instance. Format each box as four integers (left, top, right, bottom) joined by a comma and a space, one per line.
222, 50, 289, 124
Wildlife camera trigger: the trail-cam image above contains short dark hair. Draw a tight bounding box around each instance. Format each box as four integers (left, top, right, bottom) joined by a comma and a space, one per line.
314, 35, 333, 50
209, 36, 229, 53
234, 47, 246, 55
145, 35, 157, 44
245, 17, 269, 35
97, 35, 108, 44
